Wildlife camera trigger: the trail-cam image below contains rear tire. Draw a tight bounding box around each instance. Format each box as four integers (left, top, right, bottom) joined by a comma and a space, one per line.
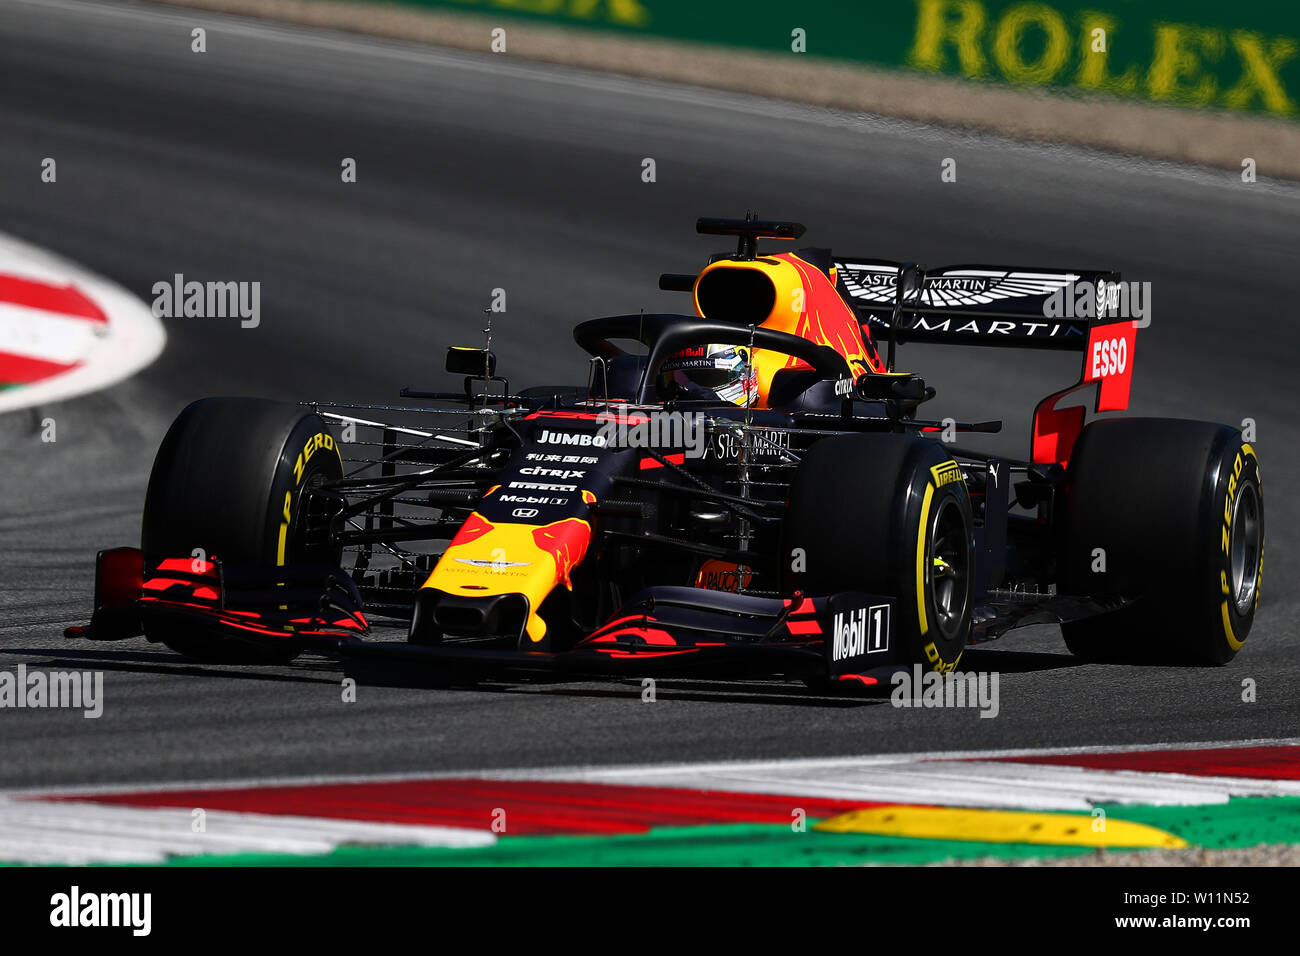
1060, 418, 1263, 665
782, 434, 975, 672
141, 397, 344, 662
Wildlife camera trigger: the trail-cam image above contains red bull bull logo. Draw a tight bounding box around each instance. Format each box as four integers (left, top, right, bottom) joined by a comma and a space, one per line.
532, 518, 592, 591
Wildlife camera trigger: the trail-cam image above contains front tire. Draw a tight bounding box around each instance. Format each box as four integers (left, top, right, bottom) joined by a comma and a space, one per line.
782, 434, 975, 672
141, 397, 344, 662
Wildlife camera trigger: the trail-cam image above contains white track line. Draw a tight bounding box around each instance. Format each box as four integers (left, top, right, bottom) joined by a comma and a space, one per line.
0, 797, 493, 865
522, 760, 1300, 811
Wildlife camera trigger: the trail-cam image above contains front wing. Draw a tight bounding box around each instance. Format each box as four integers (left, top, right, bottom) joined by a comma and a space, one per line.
67, 550, 905, 687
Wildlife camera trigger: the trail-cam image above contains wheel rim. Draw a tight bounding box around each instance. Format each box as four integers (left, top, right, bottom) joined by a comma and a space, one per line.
929, 496, 970, 639
1229, 481, 1261, 617
289, 462, 344, 565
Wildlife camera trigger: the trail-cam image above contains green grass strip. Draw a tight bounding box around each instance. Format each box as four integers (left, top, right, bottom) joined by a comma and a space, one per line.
1092, 795, 1300, 849
117, 824, 1097, 867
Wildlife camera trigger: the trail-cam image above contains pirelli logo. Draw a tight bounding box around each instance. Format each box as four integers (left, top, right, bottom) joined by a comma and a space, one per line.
930, 460, 964, 489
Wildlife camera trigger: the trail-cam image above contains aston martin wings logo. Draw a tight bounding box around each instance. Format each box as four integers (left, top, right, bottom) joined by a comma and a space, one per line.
837, 263, 1080, 308
455, 557, 532, 568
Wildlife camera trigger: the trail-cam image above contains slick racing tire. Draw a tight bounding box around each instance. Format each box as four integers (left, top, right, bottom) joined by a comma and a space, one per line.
783, 434, 975, 673
1060, 418, 1263, 665
141, 397, 344, 662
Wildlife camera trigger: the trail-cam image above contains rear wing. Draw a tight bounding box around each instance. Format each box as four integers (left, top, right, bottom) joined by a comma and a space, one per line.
835, 259, 1123, 350
833, 259, 1138, 466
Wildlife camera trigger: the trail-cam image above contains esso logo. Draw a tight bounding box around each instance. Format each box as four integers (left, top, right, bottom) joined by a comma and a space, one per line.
1090, 336, 1128, 378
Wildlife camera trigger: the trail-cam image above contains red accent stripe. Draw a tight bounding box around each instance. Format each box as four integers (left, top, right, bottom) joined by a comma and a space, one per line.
982, 745, 1300, 780
156, 558, 216, 574
639, 453, 686, 469
140, 577, 196, 592
588, 625, 677, 646
38, 780, 887, 836
524, 410, 603, 421
592, 647, 700, 659
591, 614, 660, 633
0, 275, 107, 322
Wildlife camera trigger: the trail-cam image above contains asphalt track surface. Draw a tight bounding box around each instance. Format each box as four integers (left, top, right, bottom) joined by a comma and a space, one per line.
0, 0, 1296, 789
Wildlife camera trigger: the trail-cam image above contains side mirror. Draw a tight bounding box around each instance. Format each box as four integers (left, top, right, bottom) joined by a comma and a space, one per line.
853, 371, 930, 402
446, 347, 496, 378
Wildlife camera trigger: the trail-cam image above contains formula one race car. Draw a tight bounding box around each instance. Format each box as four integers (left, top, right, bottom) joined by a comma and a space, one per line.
69, 216, 1265, 688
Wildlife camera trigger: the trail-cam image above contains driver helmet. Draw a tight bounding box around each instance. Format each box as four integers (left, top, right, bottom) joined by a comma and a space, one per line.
657, 343, 757, 406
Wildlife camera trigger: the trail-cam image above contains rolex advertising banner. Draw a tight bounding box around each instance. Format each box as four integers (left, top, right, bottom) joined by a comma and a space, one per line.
378, 0, 1298, 118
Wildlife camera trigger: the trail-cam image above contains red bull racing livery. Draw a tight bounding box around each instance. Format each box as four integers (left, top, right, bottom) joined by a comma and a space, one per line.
68, 216, 1265, 686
